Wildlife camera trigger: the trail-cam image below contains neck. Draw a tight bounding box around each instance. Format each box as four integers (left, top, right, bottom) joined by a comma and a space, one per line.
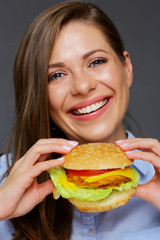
101, 123, 127, 144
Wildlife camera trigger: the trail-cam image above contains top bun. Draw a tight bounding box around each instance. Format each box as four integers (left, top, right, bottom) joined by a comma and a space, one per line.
63, 143, 132, 170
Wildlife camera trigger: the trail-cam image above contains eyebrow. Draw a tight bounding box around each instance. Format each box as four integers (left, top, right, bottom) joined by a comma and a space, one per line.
48, 49, 109, 69
83, 49, 109, 59
48, 62, 65, 69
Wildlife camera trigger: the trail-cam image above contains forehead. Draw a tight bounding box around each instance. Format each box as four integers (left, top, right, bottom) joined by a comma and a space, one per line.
49, 22, 113, 60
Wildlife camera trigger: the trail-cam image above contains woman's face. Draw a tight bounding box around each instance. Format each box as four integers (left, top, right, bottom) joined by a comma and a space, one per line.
48, 22, 133, 144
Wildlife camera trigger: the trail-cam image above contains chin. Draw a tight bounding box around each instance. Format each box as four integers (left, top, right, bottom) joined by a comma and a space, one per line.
75, 124, 121, 144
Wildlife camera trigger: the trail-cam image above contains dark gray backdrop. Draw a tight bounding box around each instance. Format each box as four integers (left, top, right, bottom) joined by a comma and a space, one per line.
0, 0, 160, 153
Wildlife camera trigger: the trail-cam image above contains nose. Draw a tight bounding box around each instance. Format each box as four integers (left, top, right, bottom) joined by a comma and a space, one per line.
70, 71, 97, 96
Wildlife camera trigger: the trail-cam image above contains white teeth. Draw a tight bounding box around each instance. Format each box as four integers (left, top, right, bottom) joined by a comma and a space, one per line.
73, 99, 108, 115
78, 109, 83, 114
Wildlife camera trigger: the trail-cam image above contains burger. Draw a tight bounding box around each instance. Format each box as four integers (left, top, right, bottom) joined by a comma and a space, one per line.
48, 143, 140, 212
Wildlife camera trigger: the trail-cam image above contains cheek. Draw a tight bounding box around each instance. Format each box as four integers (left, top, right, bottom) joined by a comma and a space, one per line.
97, 66, 130, 109
48, 85, 63, 112
96, 67, 124, 89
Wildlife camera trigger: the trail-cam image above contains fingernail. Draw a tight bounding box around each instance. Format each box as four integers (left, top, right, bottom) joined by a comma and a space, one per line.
57, 157, 65, 161
115, 139, 124, 143
125, 151, 134, 154
121, 143, 129, 148
62, 145, 72, 150
68, 140, 79, 146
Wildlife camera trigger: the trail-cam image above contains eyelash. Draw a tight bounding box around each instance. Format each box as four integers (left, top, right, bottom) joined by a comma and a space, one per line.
48, 72, 65, 82
48, 58, 107, 82
89, 58, 107, 67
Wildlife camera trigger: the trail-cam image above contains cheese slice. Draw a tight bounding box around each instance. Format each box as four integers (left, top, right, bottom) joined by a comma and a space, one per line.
58, 173, 77, 191
82, 167, 134, 183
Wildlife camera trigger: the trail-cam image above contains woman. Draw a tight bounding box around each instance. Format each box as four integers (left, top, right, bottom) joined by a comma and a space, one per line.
0, 1, 160, 239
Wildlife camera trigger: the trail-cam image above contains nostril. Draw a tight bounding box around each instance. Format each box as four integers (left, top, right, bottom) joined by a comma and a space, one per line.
71, 76, 97, 96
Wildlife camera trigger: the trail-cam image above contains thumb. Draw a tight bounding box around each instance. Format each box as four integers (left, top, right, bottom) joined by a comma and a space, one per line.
37, 179, 54, 202
134, 185, 151, 203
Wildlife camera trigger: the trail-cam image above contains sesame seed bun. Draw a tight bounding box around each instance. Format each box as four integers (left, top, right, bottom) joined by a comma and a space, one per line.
63, 142, 133, 170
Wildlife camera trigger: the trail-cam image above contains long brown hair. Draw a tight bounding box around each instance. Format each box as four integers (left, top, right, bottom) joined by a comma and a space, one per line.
6, 1, 126, 239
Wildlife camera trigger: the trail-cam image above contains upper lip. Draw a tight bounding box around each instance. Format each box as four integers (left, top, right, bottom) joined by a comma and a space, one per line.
68, 95, 110, 113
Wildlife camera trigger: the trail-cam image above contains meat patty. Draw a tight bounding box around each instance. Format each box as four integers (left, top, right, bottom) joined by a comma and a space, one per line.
66, 171, 130, 189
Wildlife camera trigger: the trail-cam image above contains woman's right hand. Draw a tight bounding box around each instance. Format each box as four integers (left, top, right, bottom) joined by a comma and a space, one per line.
0, 138, 78, 220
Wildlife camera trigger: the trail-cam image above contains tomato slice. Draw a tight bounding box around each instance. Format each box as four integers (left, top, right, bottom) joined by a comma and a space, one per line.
67, 169, 115, 177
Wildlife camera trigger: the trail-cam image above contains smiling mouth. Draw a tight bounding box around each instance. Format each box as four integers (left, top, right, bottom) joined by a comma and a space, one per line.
72, 98, 108, 116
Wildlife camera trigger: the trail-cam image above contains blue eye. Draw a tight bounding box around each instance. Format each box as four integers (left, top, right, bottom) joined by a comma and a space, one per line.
53, 72, 63, 79
90, 59, 107, 67
48, 72, 64, 82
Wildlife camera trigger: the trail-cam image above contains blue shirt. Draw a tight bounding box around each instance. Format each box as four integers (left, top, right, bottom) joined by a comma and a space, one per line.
0, 131, 160, 240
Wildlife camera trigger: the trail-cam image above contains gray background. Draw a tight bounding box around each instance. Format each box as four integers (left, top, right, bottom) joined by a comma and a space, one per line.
0, 0, 160, 153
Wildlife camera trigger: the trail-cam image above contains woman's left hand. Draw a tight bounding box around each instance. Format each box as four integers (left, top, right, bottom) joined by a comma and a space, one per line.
116, 138, 160, 210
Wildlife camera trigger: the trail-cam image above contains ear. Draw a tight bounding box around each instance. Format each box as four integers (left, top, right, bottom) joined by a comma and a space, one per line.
123, 51, 133, 88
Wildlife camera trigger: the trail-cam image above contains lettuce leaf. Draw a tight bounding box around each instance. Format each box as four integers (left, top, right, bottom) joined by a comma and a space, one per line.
48, 167, 140, 202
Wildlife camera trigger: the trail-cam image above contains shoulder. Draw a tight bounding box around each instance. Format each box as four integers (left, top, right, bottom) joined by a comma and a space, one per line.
0, 154, 12, 185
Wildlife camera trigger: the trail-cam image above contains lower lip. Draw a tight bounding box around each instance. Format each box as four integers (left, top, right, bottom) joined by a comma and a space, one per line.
68, 98, 112, 121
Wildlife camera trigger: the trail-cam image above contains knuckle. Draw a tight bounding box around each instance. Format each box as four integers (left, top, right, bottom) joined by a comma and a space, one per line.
153, 139, 159, 145
13, 158, 22, 169
31, 141, 44, 154
145, 138, 158, 147
35, 162, 45, 172
150, 139, 159, 148
36, 139, 45, 145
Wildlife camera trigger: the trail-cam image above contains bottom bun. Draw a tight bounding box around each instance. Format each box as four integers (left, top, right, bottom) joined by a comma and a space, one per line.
69, 188, 135, 212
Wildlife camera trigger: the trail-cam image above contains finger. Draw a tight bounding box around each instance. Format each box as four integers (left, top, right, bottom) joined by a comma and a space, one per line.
37, 179, 54, 203
134, 185, 151, 202
116, 138, 160, 156
134, 184, 160, 211
22, 139, 78, 167
37, 140, 78, 163
125, 151, 160, 169
38, 153, 49, 163
34, 138, 78, 147
36, 138, 79, 151
15, 179, 55, 218
28, 157, 65, 178
10, 179, 54, 219
3, 158, 65, 207
35, 139, 78, 163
